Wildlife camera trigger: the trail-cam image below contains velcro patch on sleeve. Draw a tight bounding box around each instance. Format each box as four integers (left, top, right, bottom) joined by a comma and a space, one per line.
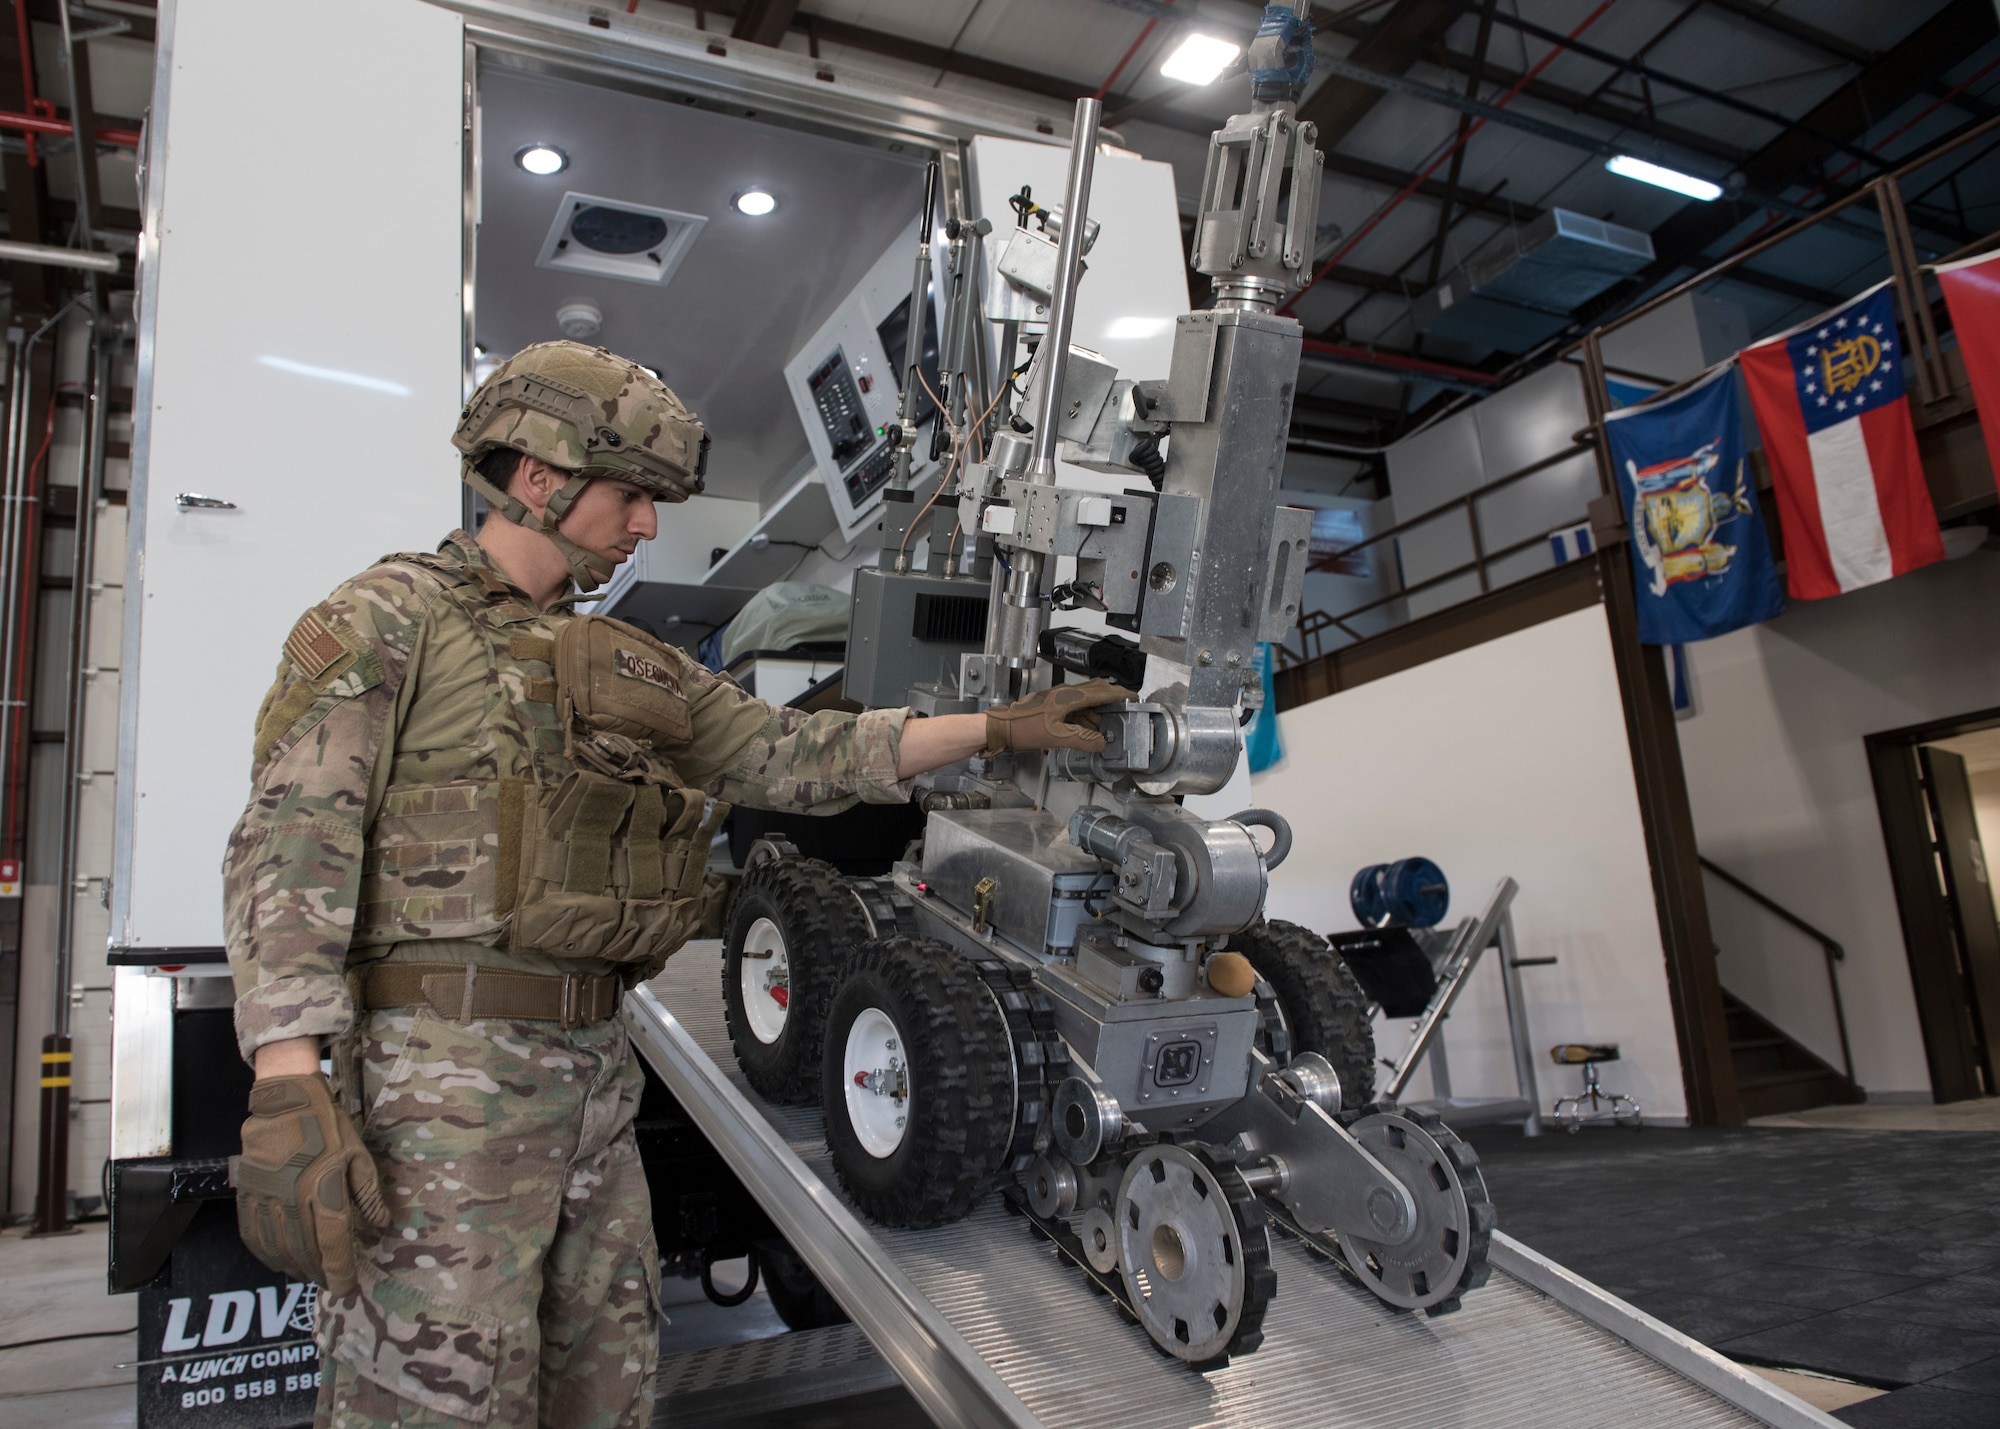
613, 647, 683, 699
284, 611, 348, 680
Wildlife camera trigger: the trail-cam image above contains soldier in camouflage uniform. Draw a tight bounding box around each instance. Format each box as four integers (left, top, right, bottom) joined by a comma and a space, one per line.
224, 341, 1126, 1429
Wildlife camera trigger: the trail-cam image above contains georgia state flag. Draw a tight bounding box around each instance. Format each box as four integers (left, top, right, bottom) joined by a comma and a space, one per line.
1740, 279, 1944, 600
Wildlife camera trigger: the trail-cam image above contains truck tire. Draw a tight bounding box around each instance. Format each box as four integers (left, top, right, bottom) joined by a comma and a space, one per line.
723, 857, 870, 1104
822, 937, 1016, 1228
1234, 919, 1378, 1107
754, 1238, 849, 1331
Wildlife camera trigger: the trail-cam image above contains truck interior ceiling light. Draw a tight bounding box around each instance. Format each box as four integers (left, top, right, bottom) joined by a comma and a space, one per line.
1605, 155, 1722, 202
514, 143, 568, 176
1159, 33, 1241, 86
732, 188, 778, 217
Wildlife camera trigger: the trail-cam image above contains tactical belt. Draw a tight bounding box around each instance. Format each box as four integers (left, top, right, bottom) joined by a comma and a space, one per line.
358, 962, 622, 1029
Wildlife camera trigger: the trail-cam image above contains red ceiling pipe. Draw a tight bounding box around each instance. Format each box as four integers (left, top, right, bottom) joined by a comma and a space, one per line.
1281, 0, 1619, 319
0, 108, 141, 149
1096, 14, 1163, 101
12, 0, 40, 167
1301, 337, 1499, 387
1724, 53, 2000, 258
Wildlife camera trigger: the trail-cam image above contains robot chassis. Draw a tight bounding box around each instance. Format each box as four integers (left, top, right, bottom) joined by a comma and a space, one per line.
723, 9, 1494, 1370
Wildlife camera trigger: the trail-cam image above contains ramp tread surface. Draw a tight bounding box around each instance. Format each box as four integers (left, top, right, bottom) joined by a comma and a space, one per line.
646, 943, 1763, 1428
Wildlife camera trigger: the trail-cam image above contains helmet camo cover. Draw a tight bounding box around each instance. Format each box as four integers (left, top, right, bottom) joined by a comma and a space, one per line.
453, 340, 709, 590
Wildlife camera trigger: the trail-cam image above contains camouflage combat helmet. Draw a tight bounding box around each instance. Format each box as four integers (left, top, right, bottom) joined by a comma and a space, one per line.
454, 340, 709, 591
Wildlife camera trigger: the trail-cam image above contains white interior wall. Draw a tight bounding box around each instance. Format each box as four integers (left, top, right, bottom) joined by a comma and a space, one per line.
1251, 604, 1689, 1121
1600, 292, 1751, 384
1677, 550, 2000, 1096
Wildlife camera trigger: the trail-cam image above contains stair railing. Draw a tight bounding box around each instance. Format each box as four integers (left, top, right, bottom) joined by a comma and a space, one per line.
1698, 856, 1855, 1084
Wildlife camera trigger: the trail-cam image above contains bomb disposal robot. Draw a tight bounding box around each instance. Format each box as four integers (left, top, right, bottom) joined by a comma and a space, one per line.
721, 5, 1494, 1368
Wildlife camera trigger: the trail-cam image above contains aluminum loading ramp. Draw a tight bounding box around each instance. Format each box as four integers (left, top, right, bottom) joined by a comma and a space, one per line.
629, 945, 1839, 1429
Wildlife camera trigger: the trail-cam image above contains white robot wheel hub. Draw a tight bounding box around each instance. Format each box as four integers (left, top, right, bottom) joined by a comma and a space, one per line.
739, 917, 792, 1045
842, 1006, 910, 1158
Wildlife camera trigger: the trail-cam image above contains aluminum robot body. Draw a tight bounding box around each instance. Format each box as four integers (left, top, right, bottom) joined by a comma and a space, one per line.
729, 7, 1496, 1367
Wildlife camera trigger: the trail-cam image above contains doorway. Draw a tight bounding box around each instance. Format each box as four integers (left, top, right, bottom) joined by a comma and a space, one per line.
1867, 707, 2000, 1102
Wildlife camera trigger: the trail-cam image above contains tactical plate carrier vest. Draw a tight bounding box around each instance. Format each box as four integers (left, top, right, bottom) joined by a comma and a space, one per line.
350, 552, 725, 981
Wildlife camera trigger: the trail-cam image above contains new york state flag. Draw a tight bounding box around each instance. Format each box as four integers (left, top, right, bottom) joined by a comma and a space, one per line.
1739, 280, 1944, 600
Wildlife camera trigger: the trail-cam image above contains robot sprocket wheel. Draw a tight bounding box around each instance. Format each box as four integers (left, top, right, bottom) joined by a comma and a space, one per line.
1333, 1107, 1494, 1316
1114, 1144, 1277, 1369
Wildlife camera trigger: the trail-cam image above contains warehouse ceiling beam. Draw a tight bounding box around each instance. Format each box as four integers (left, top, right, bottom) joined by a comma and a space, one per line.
1697, 0, 1874, 68
1293, 389, 1406, 424
669, 2, 1150, 114
1422, 0, 1497, 290
1587, 0, 1998, 327
1296, 0, 1460, 147
1430, 0, 1902, 175
0, 1, 50, 313
729, 0, 798, 48
1424, 44, 1751, 167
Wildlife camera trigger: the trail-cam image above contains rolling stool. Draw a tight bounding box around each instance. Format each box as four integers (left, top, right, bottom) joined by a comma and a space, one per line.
1550, 1044, 1642, 1133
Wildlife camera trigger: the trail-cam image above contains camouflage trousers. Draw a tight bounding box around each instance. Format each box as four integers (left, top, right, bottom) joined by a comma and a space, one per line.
314, 1008, 660, 1428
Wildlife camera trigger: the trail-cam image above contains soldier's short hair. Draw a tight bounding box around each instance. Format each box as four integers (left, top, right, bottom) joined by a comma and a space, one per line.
477, 447, 524, 491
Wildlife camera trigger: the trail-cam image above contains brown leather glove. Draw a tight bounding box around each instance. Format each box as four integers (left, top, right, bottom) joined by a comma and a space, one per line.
984, 678, 1135, 755
234, 1073, 389, 1296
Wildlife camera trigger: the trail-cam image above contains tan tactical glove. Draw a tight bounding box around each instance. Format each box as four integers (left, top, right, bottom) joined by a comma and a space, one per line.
234, 1073, 389, 1296
984, 678, 1135, 755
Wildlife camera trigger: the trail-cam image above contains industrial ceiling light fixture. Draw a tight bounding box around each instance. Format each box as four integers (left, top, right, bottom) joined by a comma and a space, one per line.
1160, 34, 1242, 86
515, 143, 569, 176
1605, 155, 1722, 202
732, 188, 778, 217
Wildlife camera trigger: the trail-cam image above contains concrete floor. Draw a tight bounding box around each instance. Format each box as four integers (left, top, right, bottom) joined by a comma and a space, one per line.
0, 1232, 850, 1429
11, 1096, 1997, 1427
0, 1222, 138, 1429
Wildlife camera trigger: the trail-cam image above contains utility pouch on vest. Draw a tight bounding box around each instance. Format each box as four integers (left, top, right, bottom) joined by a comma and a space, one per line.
511, 766, 726, 964
557, 615, 693, 750
354, 781, 504, 945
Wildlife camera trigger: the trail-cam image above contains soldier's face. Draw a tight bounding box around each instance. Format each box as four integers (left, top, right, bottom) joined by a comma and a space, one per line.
559, 476, 660, 565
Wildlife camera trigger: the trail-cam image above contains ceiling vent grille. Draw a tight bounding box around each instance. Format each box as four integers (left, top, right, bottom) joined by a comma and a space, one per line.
1413, 207, 1655, 352
535, 191, 707, 287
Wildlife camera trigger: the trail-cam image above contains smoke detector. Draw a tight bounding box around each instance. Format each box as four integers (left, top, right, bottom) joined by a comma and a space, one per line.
557, 301, 602, 341
536, 191, 707, 287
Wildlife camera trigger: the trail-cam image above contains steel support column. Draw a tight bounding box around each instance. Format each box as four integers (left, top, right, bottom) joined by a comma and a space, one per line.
1582, 334, 1742, 1127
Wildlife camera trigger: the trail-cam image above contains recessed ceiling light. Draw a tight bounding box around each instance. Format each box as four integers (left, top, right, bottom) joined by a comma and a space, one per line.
1605, 155, 1722, 202
732, 188, 777, 217
515, 143, 568, 176
1160, 34, 1242, 86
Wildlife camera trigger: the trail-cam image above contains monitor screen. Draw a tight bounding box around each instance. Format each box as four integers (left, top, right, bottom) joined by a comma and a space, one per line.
877, 286, 942, 430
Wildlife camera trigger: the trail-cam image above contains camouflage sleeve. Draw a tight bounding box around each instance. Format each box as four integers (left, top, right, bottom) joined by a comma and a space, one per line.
665, 650, 914, 812
222, 563, 438, 1063
707, 705, 914, 812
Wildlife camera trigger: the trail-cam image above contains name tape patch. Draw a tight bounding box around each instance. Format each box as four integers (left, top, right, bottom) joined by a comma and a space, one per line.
613, 647, 682, 698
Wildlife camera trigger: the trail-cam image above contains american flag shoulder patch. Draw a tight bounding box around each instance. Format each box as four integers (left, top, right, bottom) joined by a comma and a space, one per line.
284, 610, 349, 679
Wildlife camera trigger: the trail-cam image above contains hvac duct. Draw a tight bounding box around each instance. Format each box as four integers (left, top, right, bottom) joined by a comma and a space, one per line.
1414, 208, 1653, 352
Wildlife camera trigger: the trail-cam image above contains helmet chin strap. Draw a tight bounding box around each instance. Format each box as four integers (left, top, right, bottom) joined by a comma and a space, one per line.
462, 460, 618, 593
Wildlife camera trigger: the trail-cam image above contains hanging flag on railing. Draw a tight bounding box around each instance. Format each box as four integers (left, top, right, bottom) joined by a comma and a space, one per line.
1603, 363, 1784, 644
1934, 249, 2000, 493
1739, 278, 1944, 600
